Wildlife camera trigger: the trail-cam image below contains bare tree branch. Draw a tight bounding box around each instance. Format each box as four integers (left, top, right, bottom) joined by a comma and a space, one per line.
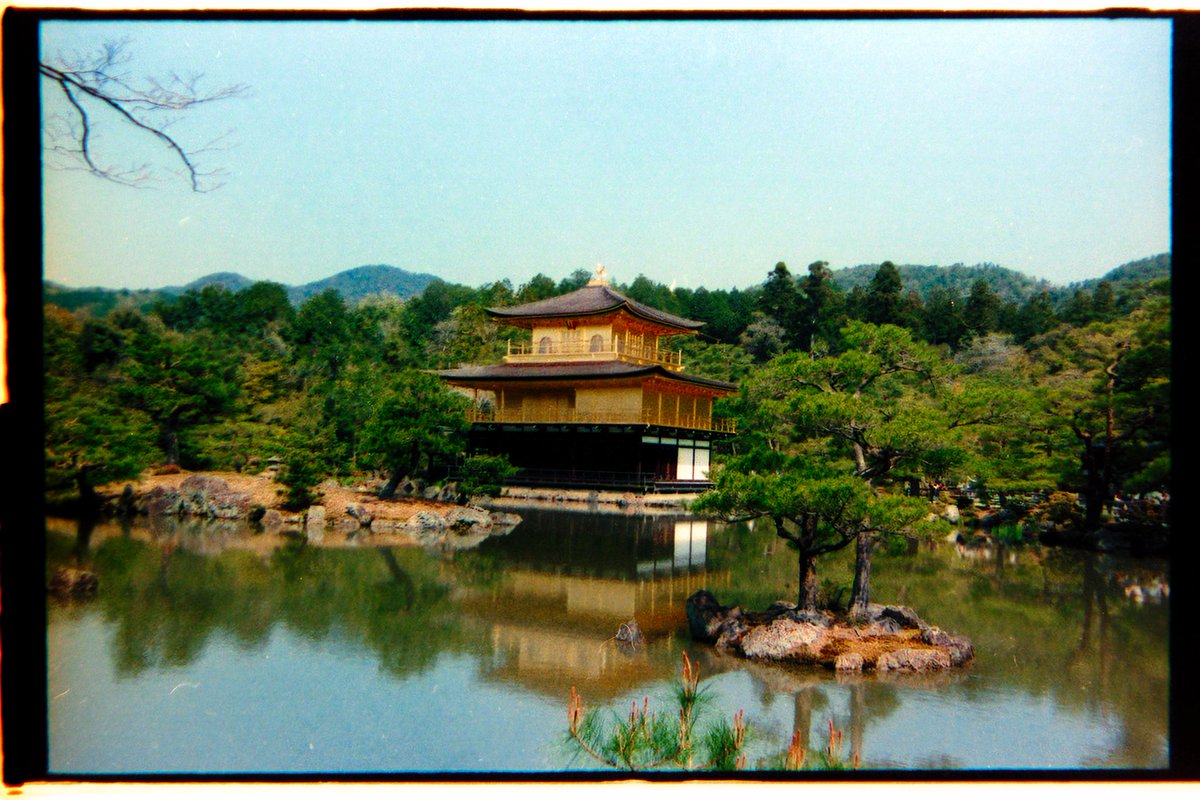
40, 39, 248, 192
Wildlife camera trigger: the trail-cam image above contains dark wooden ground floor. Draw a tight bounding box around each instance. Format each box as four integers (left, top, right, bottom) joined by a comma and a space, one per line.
464, 423, 729, 492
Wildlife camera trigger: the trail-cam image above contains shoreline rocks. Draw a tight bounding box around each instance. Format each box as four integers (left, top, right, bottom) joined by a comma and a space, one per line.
686, 590, 974, 673
98, 472, 520, 538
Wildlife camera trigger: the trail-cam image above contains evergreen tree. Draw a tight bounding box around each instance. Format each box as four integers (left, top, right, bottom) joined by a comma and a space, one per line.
1013, 291, 1058, 343
921, 287, 968, 348
115, 319, 240, 466
738, 313, 787, 362
712, 322, 963, 612
44, 306, 158, 508
964, 279, 1002, 336
844, 285, 869, 322
796, 261, 846, 351
1026, 289, 1170, 529
864, 262, 906, 327
1060, 288, 1094, 327
1091, 280, 1117, 322
516, 273, 558, 303
360, 370, 471, 499
556, 269, 593, 294
285, 289, 355, 379
757, 262, 802, 347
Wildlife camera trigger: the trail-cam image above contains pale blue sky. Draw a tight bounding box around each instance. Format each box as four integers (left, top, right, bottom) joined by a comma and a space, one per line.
40, 18, 1172, 291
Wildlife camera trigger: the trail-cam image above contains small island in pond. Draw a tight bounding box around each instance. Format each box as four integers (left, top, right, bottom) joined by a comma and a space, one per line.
687, 590, 974, 672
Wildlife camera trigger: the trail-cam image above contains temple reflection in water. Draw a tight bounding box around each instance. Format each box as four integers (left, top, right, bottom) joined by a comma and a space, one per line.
461, 507, 729, 699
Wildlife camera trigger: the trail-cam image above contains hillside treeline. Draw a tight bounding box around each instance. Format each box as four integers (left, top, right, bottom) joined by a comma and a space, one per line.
44, 256, 1171, 534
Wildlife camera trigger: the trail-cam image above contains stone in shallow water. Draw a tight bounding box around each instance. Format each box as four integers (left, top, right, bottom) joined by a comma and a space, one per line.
835, 652, 864, 671
615, 619, 644, 650
876, 648, 952, 672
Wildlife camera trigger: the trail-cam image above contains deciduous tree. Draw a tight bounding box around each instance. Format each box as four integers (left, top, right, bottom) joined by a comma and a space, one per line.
40, 38, 247, 191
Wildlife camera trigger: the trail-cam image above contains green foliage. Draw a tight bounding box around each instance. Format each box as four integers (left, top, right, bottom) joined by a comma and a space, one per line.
673, 337, 753, 383
832, 261, 1054, 305
757, 262, 802, 346
43, 253, 1170, 518
115, 323, 241, 465
44, 388, 159, 500
359, 370, 471, 495
284, 289, 355, 379
457, 453, 517, 498
796, 260, 847, 352
738, 313, 787, 362
863, 261, 907, 326
181, 418, 291, 473
965, 278, 1003, 336
699, 320, 1006, 609
759, 321, 956, 481
922, 286, 969, 348
278, 397, 342, 510
515, 273, 557, 302
43, 306, 171, 500
1023, 293, 1170, 526
1012, 291, 1058, 343
695, 450, 932, 609
423, 303, 507, 368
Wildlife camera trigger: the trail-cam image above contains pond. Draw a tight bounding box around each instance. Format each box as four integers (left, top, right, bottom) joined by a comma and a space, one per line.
45, 507, 1170, 774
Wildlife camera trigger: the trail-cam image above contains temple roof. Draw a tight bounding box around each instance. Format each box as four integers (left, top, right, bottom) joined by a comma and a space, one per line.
486, 284, 705, 332
439, 361, 736, 393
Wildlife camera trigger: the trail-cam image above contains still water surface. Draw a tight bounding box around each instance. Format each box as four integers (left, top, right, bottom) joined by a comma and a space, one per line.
45, 507, 1169, 773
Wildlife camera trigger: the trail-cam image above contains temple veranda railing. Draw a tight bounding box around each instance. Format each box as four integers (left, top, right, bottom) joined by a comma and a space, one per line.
504, 338, 683, 369
466, 407, 736, 433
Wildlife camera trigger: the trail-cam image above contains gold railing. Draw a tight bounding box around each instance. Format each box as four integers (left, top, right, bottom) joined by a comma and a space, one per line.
468, 408, 736, 433
505, 338, 683, 369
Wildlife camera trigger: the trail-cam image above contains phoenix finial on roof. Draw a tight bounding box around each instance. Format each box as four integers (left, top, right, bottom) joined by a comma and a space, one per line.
588, 264, 610, 286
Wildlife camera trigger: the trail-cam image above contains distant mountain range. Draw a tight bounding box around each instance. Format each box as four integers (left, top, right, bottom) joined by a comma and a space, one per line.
45, 264, 442, 315
160, 264, 443, 305
44, 254, 1170, 317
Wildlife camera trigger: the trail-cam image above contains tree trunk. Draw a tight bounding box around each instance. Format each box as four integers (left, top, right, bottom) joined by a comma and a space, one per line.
792, 688, 815, 754
379, 467, 405, 500
73, 515, 97, 565
378, 548, 416, 607
1084, 484, 1106, 530
797, 549, 820, 611
1080, 439, 1108, 531
163, 425, 181, 466
74, 465, 100, 516
851, 441, 868, 475
848, 530, 873, 614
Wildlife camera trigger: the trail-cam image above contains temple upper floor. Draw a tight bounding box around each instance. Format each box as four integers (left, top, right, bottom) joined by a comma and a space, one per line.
504, 323, 684, 370
488, 267, 701, 371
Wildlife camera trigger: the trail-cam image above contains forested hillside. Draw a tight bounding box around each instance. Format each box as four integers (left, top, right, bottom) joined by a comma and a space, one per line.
831, 261, 1052, 301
